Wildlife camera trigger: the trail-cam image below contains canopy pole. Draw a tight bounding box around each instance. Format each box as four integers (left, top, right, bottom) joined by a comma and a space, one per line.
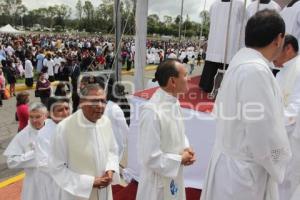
133, 0, 148, 91
179, 0, 184, 43
114, 0, 122, 81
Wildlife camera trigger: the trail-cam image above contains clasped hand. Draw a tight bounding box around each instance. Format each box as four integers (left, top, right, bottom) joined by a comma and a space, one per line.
181, 147, 196, 166
93, 170, 114, 189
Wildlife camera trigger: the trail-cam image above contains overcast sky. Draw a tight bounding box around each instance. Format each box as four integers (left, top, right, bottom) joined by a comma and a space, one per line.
22, 0, 213, 22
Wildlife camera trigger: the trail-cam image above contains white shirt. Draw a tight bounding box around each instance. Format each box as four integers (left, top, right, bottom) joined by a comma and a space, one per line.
49, 110, 120, 200
104, 101, 129, 161
206, 0, 245, 64
281, 2, 300, 45
201, 48, 292, 200
3, 124, 42, 200
146, 79, 159, 89
168, 53, 177, 59
34, 119, 61, 200
24, 59, 33, 78
247, 0, 281, 19
53, 57, 62, 74
276, 55, 300, 121
136, 89, 189, 200
43, 59, 54, 76
5, 45, 14, 56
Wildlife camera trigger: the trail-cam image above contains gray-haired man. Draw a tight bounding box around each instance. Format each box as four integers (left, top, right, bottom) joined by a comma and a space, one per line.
49, 84, 120, 200
4, 102, 48, 200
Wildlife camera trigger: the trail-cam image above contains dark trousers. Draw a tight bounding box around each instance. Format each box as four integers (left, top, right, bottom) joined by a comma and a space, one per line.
48, 76, 55, 82
127, 60, 132, 71
199, 60, 228, 93
0, 91, 3, 106
25, 78, 33, 87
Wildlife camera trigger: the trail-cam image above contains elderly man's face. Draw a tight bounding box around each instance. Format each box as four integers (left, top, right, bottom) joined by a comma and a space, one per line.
29, 110, 47, 130
81, 88, 107, 123
51, 102, 70, 123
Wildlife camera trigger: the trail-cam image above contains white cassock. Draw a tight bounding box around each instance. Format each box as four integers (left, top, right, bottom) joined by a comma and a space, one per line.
276, 55, 300, 125
280, 112, 300, 200
246, 0, 281, 19
136, 88, 189, 200
281, 2, 300, 45
206, 0, 245, 64
201, 48, 292, 200
35, 119, 61, 200
49, 109, 120, 200
104, 101, 129, 161
3, 124, 42, 200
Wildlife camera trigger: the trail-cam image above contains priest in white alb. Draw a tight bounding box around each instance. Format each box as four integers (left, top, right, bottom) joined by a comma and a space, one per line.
136, 59, 196, 200
3, 102, 48, 200
35, 97, 71, 200
274, 34, 300, 127
201, 10, 292, 200
273, 35, 300, 200
49, 84, 119, 200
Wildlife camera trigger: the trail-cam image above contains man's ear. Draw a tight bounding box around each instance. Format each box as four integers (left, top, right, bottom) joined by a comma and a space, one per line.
169, 77, 176, 87
274, 33, 284, 47
285, 43, 293, 53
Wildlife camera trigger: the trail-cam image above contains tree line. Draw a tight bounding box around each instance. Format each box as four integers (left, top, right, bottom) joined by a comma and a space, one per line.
0, 0, 210, 38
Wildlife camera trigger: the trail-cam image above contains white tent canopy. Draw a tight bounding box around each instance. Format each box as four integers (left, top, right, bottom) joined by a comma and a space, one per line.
0, 24, 21, 33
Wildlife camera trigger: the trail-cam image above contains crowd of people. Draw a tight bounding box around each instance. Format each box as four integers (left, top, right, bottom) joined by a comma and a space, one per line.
0, 32, 206, 109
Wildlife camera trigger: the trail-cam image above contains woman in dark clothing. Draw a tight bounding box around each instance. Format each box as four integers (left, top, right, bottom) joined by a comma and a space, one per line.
36, 72, 51, 106
6, 60, 16, 96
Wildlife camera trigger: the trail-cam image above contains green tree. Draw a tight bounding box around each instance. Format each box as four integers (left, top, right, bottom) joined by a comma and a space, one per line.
76, 0, 83, 20
95, 2, 114, 32
56, 5, 71, 20
199, 10, 210, 38
148, 14, 159, 22
83, 0, 94, 20
46, 6, 58, 28
55, 5, 71, 28
163, 15, 172, 26
174, 15, 180, 25
0, 0, 27, 25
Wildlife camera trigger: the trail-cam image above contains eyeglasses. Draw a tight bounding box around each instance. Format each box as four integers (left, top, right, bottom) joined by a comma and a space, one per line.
86, 98, 107, 105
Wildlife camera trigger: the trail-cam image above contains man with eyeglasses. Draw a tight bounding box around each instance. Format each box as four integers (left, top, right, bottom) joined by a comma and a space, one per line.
49, 84, 119, 200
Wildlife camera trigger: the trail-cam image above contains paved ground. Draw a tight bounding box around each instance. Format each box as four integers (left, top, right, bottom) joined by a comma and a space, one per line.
0, 64, 204, 181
